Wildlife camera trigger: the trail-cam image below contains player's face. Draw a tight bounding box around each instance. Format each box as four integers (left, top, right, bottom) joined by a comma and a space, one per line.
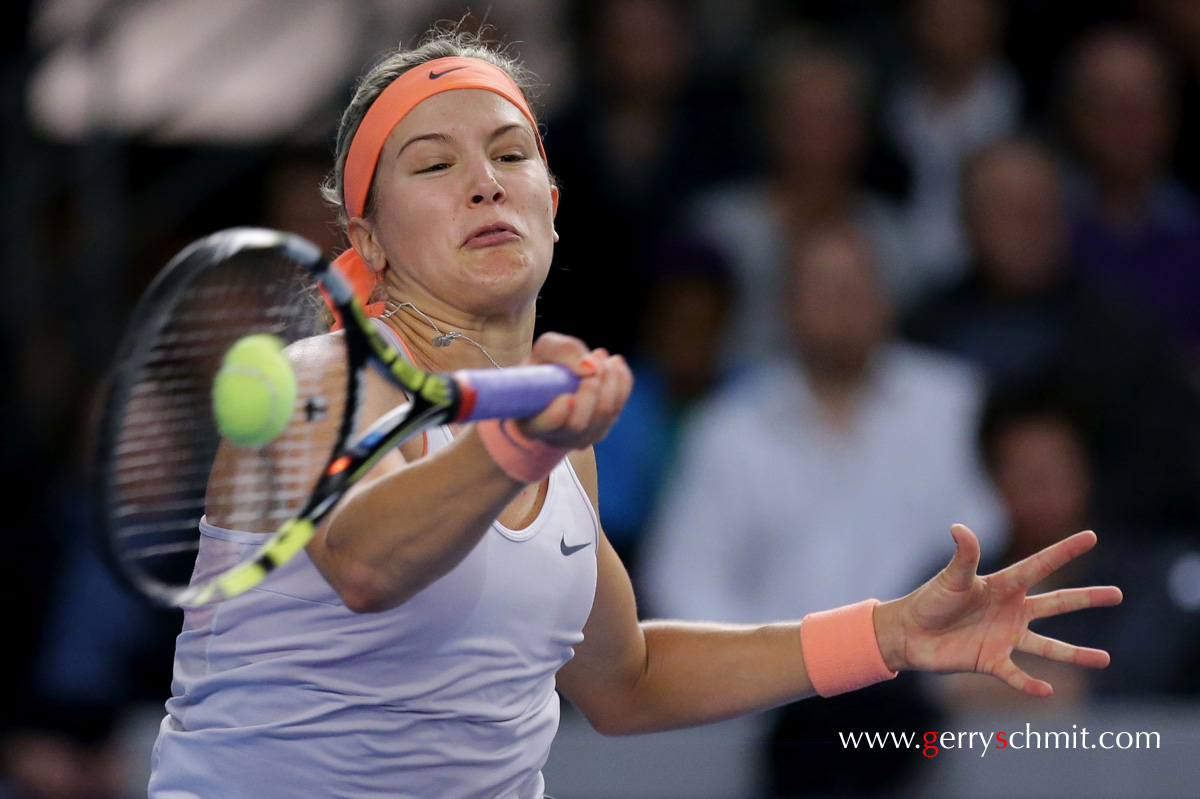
367, 89, 558, 317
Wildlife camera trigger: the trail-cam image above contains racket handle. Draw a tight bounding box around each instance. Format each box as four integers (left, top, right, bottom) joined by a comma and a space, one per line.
452, 365, 580, 422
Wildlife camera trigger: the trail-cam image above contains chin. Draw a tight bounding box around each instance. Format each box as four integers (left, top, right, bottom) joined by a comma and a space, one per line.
458, 261, 547, 316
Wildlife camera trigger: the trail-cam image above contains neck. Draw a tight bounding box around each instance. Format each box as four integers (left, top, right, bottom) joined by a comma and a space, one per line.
1095, 171, 1155, 225
380, 296, 535, 373
771, 175, 855, 223
803, 358, 871, 431
922, 60, 983, 103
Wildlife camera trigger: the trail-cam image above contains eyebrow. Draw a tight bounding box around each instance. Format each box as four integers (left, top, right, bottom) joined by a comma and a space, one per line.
395, 123, 532, 159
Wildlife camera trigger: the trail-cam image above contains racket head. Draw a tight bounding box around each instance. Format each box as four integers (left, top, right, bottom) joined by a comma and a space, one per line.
93, 228, 347, 606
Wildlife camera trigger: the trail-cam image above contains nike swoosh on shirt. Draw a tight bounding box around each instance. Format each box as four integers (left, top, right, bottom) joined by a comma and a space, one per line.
561, 537, 591, 556
429, 67, 467, 79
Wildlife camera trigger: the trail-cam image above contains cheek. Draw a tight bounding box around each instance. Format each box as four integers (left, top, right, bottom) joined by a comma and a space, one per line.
530, 180, 557, 228
380, 197, 455, 264
521, 186, 559, 253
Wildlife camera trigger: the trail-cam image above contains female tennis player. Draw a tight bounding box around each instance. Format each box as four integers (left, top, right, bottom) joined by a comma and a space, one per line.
148, 31, 1122, 799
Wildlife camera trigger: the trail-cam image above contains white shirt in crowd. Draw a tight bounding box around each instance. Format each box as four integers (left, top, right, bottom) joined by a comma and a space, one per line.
641, 344, 1006, 625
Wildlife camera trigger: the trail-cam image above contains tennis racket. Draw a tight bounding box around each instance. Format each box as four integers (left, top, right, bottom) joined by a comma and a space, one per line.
93, 227, 579, 608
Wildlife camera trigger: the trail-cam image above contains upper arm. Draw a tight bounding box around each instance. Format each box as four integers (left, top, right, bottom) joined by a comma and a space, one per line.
556, 529, 648, 734
556, 449, 649, 734
301, 341, 427, 554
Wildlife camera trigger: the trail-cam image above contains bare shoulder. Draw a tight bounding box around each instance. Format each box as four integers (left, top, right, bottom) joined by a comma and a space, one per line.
205, 332, 346, 530
289, 330, 421, 463
283, 329, 346, 370
281, 330, 353, 437
206, 331, 414, 529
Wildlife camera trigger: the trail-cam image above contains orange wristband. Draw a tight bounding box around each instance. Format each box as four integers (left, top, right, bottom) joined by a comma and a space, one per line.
800, 598, 898, 697
477, 419, 568, 483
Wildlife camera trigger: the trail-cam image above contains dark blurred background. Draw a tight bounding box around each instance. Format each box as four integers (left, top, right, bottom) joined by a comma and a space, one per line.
4, 1, 1200, 797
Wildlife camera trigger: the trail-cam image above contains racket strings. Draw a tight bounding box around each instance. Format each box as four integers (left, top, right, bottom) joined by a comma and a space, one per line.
108, 251, 340, 590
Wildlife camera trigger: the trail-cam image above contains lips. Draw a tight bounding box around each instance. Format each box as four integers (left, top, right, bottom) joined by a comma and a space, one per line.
464, 223, 520, 247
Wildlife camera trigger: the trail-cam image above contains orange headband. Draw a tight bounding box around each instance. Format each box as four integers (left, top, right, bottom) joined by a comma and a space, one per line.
332, 56, 548, 320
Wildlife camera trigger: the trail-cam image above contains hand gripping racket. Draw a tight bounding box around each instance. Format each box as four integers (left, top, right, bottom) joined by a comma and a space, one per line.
93, 228, 579, 607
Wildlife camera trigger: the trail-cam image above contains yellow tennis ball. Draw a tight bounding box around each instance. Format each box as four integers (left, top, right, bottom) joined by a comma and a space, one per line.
212, 334, 297, 448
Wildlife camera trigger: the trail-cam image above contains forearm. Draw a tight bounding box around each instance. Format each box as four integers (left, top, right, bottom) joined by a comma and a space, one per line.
616, 620, 817, 734
310, 425, 525, 612
612, 601, 909, 735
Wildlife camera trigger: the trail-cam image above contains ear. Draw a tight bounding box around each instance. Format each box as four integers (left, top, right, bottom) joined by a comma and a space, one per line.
347, 217, 387, 274
551, 185, 560, 243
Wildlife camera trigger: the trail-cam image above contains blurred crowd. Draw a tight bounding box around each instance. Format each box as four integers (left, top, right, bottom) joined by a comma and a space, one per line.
4, 1, 1200, 797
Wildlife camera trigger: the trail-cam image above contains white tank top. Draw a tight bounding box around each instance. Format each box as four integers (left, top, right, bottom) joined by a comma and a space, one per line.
149, 362, 599, 799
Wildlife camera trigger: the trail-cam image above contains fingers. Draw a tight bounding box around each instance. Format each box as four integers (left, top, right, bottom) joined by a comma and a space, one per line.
993, 658, 1054, 698
939, 524, 981, 592
527, 332, 591, 371
1017, 630, 1111, 669
529, 393, 575, 431
1026, 585, 1123, 620
521, 335, 633, 448
560, 352, 604, 431
1000, 530, 1098, 592
594, 351, 632, 419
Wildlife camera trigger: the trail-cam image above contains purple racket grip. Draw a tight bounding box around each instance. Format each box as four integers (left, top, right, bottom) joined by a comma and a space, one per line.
453, 365, 581, 422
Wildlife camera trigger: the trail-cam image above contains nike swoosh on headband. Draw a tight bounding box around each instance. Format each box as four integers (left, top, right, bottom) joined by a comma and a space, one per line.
429, 67, 468, 79
561, 537, 590, 556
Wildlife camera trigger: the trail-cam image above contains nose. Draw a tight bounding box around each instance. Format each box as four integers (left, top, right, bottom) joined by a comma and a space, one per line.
470, 162, 505, 205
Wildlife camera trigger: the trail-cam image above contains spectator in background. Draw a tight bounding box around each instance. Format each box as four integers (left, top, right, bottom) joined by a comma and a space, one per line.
1142, 0, 1200, 194
998, 0, 1133, 114
643, 222, 1001, 623
905, 137, 1200, 533
539, 0, 748, 356
687, 29, 909, 365
1057, 25, 1200, 362
1, 383, 179, 799
643, 219, 1003, 625
641, 223, 1000, 796
883, 0, 1023, 305
593, 233, 734, 570
935, 383, 1200, 710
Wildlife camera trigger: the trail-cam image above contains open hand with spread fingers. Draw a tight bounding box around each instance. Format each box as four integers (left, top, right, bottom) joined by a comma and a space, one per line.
873, 524, 1123, 697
